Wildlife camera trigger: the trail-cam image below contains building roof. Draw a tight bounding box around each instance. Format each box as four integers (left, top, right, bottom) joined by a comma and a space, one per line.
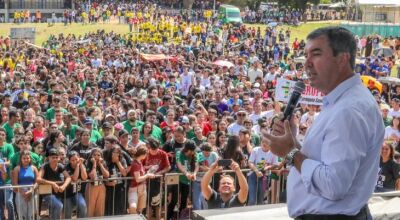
356, 0, 400, 6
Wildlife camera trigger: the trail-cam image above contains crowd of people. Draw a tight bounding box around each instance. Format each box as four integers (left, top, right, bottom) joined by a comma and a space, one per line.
0, 1, 399, 220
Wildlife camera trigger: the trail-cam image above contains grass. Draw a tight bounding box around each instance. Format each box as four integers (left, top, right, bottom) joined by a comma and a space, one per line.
0, 21, 338, 46
0, 22, 131, 46
0, 21, 397, 74
246, 21, 340, 41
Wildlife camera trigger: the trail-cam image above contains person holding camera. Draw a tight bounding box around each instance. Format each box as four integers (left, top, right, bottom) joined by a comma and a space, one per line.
201, 159, 248, 209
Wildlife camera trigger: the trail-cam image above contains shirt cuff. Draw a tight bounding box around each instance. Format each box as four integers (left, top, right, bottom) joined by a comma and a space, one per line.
300, 159, 321, 193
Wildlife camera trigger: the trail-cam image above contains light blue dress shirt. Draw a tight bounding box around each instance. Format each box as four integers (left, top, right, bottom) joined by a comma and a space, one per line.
287, 74, 384, 217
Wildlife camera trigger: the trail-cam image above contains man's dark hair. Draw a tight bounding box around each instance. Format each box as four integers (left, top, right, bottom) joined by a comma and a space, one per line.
307, 27, 357, 70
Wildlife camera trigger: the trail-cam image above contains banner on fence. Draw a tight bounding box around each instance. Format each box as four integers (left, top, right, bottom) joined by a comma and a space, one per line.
275, 78, 324, 105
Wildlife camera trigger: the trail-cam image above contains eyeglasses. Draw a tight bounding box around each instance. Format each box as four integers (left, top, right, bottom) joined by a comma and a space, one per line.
237, 114, 246, 117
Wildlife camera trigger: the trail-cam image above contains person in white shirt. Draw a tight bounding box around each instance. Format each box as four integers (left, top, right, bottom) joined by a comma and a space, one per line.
389, 98, 400, 118
247, 138, 280, 205
384, 117, 400, 141
265, 27, 383, 219
300, 105, 319, 127
227, 110, 247, 135
249, 101, 263, 124
247, 61, 263, 83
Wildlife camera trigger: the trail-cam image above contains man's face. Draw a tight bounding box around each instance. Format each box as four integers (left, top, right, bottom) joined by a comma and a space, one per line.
236, 112, 246, 123
0, 131, 5, 142
128, 112, 136, 122
219, 177, 235, 195
304, 35, 345, 94
381, 109, 389, 117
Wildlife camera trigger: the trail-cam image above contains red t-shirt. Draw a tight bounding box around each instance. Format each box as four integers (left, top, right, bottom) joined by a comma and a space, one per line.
32, 128, 45, 142
129, 160, 145, 188
160, 121, 179, 131
142, 149, 170, 172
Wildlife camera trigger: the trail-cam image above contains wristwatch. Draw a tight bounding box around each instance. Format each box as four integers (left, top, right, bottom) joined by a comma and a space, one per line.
285, 148, 300, 166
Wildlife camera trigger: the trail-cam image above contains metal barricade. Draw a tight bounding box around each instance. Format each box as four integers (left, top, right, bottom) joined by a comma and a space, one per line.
32, 167, 290, 219
0, 184, 36, 220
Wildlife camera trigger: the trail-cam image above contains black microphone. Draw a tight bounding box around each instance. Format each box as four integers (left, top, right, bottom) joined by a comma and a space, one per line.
282, 81, 306, 121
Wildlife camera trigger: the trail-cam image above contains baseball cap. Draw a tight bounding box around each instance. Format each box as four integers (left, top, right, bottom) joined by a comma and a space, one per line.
178, 116, 190, 124
47, 148, 59, 157
102, 122, 112, 129
84, 117, 93, 125
118, 129, 129, 138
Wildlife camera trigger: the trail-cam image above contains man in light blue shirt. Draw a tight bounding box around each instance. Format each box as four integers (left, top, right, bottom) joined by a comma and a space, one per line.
265, 27, 384, 219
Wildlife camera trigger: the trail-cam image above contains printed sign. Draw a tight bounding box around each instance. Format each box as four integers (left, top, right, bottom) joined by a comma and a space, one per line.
275, 78, 324, 105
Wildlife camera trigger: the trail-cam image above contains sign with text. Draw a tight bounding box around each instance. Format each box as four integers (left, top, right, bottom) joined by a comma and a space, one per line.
275, 78, 324, 105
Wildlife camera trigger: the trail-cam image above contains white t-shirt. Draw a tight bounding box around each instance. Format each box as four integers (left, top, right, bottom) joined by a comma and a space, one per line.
247, 68, 263, 83
227, 123, 245, 135
384, 126, 400, 140
248, 147, 279, 175
389, 108, 400, 118
300, 112, 319, 126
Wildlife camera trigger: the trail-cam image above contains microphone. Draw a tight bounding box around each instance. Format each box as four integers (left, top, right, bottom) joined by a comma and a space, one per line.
282, 81, 305, 121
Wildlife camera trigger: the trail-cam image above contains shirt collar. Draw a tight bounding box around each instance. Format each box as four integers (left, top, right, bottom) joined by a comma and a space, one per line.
322, 74, 360, 108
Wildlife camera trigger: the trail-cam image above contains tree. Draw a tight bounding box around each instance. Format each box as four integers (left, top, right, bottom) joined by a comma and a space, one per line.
183, 0, 194, 10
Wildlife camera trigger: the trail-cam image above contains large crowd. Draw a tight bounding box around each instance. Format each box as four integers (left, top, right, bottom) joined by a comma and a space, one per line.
0, 1, 399, 220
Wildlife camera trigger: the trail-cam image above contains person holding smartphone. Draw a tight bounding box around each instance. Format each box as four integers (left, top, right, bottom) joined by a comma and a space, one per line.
201, 159, 248, 209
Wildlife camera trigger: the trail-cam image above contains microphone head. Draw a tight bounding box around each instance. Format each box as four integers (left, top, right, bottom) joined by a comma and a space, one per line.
293, 81, 306, 94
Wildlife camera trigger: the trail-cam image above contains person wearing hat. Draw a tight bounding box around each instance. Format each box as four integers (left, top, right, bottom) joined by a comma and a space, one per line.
37, 148, 71, 220
122, 110, 144, 134
95, 122, 114, 149
60, 113, 80, 144
380, 103, 393, 127
83, 117, 102, 144
227, 109, 247, 135
80, 95, 96, 109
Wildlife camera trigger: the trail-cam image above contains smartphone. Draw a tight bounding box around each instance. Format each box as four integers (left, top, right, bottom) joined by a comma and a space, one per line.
218, 159, 232, 167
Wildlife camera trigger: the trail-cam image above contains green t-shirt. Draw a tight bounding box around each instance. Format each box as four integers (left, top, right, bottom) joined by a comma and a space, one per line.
251, 134, 261, 147
45, 107, 68, 121
0, 142, 15, 160
61, 124, 80, 143
139, 125, 163, 143
2, 122, 21, 143
10, 151, 42, 170
90, 129, 102, 144
0, 142, 15, 184
186, 129, 195, 140
176, 151, 203, 185
122, 120, 144, 134
157, 106, 168, 116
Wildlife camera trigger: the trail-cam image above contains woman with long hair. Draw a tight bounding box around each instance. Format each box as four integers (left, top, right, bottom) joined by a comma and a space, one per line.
375, 142, 400, 192
128, 146, 155, 214
85, 148, 110, 217
46, 130, 67, 153
160, 109, 179, 131
384, 116, 400, 141
12, 150, 38, 220
215, 131, 227, 156
104, 146, 128, 216
64, 151, 88, 218
222, 135, 246, 168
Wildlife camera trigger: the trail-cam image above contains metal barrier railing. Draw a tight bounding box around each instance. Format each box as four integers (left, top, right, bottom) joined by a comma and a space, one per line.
17, 167, 289, 219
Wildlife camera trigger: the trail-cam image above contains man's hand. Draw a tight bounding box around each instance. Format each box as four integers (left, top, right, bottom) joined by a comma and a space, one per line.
230, 161, 240, 172
263, 120, 295, 157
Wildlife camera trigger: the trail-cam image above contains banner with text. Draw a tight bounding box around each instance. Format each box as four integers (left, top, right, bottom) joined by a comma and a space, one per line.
275, 78, 324, 105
